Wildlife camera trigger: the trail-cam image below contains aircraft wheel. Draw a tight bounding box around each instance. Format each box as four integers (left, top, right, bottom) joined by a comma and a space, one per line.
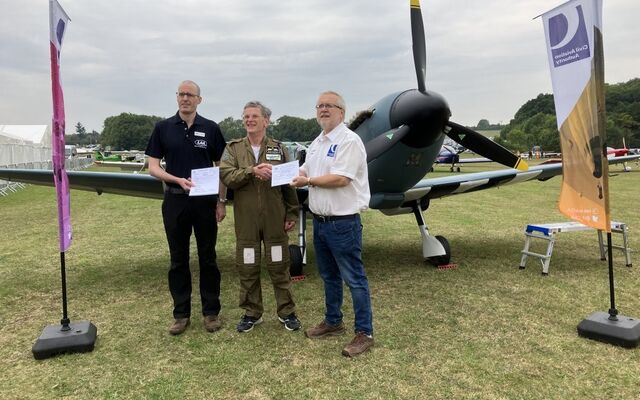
456, 167, 461, 172
289, 244, 304, 278
449, 167, 454, 172
427, 235, 451, 266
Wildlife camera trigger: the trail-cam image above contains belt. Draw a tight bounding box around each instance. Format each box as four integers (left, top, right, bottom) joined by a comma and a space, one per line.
165, 187, 187, 195
313, 213, 357, 222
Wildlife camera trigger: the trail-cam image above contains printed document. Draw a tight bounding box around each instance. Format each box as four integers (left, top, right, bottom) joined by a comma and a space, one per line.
271, 161, 299, 187
189, 167, 219, 196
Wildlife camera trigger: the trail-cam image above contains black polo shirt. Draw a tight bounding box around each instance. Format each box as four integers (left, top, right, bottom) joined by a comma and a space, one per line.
145, 112, 226, 187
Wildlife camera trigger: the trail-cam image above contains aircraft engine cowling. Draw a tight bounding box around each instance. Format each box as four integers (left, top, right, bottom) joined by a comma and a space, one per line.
389, 89, 451, 148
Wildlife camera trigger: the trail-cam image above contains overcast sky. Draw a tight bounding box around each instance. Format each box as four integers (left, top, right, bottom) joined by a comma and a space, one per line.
1, 0, 638, 133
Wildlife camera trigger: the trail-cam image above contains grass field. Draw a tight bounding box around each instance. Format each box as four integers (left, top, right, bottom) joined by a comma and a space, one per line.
1, 162, 640, 399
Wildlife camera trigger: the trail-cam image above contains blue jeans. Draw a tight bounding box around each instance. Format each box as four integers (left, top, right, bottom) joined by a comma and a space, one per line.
313, 215, 373, 335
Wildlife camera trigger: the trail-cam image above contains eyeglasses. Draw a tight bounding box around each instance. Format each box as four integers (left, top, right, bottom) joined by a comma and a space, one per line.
315, 103, 343, 110
176, 92, 200, 98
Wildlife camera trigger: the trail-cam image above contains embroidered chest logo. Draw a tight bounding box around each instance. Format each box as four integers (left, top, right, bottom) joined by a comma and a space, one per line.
326, 144, 338, 158
194, 139, 207, 149
265, 146, 282, 161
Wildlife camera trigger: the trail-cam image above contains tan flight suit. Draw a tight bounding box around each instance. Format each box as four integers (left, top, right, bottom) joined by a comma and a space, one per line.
219, 136, 299, 318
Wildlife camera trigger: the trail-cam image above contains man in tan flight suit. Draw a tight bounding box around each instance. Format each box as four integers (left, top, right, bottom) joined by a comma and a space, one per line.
220, 101, 301, 333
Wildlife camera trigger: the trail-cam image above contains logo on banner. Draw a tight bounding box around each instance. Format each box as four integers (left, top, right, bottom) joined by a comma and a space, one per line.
548, 5, 590, 67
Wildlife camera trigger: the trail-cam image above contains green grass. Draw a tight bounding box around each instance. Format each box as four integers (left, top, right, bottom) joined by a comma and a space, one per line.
1, 163, 640, 399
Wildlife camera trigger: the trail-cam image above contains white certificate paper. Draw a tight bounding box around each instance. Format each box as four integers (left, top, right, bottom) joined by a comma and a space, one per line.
271, 161, 299, 187
189, 167, 219, 196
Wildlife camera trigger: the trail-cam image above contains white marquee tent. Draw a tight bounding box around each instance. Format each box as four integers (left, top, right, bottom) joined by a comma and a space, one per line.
0, 125, 52, 168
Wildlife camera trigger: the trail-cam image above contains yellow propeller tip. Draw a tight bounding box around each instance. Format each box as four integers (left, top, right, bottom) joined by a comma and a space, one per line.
410, 0, 421, 9
515, 159, 529, 171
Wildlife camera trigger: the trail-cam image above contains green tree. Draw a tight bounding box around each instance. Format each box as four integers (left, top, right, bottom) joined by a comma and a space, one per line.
101, 113, 162, 150
498, 79, 640, 152
88, 130, 100, 145
605, 79, 640, 147
65, 122, 99, 146
476, 119, 490, 130
272, 116, 319, 142
75, 122, 87, 136
218, 117, 245, 140
512, 93, 555, 123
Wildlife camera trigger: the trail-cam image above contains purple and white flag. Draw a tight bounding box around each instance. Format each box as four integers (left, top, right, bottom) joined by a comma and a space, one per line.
49, 0, 72, 251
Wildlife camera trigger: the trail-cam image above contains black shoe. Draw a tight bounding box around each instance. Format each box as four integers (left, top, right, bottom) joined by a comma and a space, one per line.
278, 313, 301, 331
236, 315, 263, 333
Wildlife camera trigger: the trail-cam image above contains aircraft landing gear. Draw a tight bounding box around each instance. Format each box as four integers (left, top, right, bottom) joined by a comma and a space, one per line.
289, 244, 304, 278
427, 235, 451, 266
289, 205, 307, 279
412, 200, 451, 266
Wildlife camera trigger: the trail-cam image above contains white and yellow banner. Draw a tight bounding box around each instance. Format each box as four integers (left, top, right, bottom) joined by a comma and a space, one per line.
542, 0, 609, 231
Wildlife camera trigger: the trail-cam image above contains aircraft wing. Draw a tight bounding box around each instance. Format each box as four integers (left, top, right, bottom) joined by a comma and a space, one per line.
0, 169, 164, 199
0, 155, 637, 204
387, 154, 639, 212
94, 160, 149, 172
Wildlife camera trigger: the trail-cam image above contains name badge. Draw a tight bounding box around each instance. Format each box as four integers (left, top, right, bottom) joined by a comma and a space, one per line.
194, 131, 205, 137
265, 146, 282, 161
327, 144, 338, 158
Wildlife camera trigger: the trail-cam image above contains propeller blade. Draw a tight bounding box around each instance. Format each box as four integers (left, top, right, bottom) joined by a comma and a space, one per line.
410, 0, 427, 93
445, 121, 528, 171
365, 125, 411, 163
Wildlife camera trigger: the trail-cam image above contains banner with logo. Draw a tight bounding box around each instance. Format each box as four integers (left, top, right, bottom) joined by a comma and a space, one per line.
541, 0, 609, 231
50, 0, 73, 251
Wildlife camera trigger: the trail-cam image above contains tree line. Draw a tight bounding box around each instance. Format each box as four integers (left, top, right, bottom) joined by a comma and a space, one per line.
67, 113, 321, 150
66, 78, 640, 151
495, 78, 640, 152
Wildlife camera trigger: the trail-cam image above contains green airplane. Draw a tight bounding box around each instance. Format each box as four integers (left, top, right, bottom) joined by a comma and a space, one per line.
94, 151, 121, 162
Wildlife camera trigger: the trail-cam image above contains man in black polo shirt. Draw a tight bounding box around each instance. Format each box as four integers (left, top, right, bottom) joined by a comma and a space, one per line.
145, 80, 227, 335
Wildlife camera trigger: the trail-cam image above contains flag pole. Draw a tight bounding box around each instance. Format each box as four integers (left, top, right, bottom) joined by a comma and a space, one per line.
606, 232, 618, 320
32, 0, 96, 360
540, 0, 638, 347
60, 251, 71, 330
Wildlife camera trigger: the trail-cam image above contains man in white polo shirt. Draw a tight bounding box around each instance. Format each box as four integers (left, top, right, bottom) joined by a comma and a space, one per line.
291, 90, 373, 357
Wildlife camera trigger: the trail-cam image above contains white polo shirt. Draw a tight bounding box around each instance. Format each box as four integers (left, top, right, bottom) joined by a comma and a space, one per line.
301, 123, 370, 216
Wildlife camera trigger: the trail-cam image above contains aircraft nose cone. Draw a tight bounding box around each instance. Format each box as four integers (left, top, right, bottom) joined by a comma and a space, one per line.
390, 89, 450, 148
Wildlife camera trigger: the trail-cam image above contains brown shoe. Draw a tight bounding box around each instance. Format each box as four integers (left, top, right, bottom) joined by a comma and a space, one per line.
204, 315, 222, 333
169, 318, 190, 335
342, 332, 374, 357
304, 320, 346, 339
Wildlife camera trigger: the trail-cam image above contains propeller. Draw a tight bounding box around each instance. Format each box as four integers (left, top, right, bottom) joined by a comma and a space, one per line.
446, 122, 528, 171
409, 0, 527, 170
411, 0, 427, 93
361, 0, 527, 172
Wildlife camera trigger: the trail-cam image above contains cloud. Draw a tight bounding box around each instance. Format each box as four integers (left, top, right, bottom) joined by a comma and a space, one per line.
1, 0, 637, 132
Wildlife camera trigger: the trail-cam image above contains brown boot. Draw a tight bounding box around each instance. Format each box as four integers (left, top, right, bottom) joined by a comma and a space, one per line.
204, 315, 222, 333
169, 318, 190, 335
304, 320, 346, 339
342, 332, 374, 357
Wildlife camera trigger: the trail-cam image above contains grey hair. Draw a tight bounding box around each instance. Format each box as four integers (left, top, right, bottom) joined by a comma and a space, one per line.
243, 101, 272, 119
179, 80, 201, 96
319, 90, 346, 114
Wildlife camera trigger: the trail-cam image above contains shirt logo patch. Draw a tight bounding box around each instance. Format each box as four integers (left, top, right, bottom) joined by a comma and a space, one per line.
327, 144, 338, 158
265, 146, 282, 161
194, 131, 205, 137
194, 139, 207, 149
